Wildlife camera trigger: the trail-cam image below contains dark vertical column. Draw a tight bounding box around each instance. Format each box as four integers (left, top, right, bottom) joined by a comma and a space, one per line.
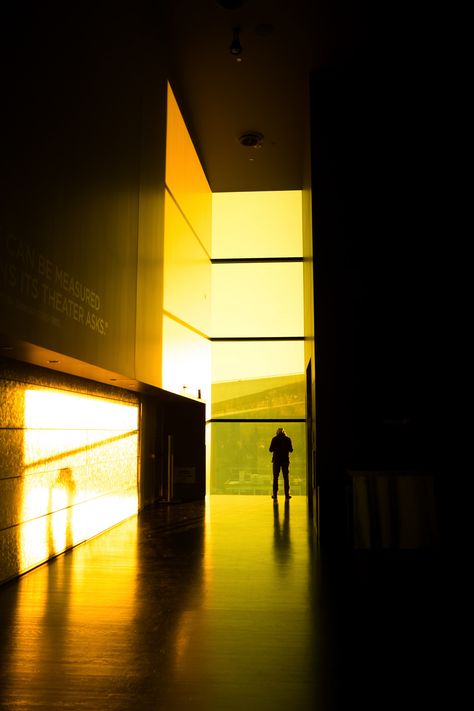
163, 398, 206, 502
306, 360, 314, 519
139, 396, 165, 509
310, 16, 441, 549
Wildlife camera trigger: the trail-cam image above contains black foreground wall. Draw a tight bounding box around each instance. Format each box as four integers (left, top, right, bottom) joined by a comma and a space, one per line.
310, 19, 442, 549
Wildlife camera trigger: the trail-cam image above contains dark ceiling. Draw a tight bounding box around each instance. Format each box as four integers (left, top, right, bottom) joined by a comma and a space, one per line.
163, 0, 365, 193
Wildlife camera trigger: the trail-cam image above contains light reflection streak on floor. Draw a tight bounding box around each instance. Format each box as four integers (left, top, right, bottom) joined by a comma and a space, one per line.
0, 496, 317, 710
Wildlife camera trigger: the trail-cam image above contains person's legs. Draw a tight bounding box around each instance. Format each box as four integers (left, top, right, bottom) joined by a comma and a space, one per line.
282, 463, 290, 498
272, 462, 280, 497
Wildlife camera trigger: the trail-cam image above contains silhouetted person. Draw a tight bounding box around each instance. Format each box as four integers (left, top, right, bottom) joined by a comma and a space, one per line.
269, 427, 293, 501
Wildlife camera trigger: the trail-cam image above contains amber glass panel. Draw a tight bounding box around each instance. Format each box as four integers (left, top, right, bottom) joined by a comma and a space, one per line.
166, 83, 212, 254
212, 191, 302, 259
163, 190, 211, 335
212, 340, 305, 419
212, 339, 304, 383
212, 375, 305, 420
211, 262, 304, 337
210, 422, 306, 495
162, 315, 211, 407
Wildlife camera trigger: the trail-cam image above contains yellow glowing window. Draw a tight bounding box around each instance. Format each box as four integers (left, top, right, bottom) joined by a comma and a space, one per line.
211, 262, 304, 337
212, 340, 304, 383
164, 88, 306, 496
212, 374, 305, 420
212, 191, 302, 259
210, 422, 306, 495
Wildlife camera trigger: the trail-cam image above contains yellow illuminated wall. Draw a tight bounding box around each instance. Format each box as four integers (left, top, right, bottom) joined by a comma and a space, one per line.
163, 84, 211, 406
0, 375, 139, 585
210, 191, 305, 495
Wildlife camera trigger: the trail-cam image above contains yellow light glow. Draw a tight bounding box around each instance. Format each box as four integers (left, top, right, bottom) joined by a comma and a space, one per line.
163, 190, 211, 335
162, 315, 211, 408
202, 496, 310, 607
211, 262, 304, 337
212, 191, 303, 259
210, 422, 306, 496
163, 84, 212, 411
166, 83, 212, 255
173, 610, 198, 672
209, 190, 305, 494
19, 388, 139, 573
165, 82, 306, 497
23, 389, 138, 434
212, 340, 305, 384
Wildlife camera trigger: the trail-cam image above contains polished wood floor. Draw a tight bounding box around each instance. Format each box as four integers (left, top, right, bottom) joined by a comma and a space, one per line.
0, 496, 446, 710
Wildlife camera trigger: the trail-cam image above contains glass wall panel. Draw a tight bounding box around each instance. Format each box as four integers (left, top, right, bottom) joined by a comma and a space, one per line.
210, 422, 306, 495
212, 191, 302, 258
162, 315, 211, 407
211, 262, 304, 337
212, 339, 304, 383
212, 375, 305, 420
166, 84, 212, 254
212, 341, 305, 420
163, 190, 211, 335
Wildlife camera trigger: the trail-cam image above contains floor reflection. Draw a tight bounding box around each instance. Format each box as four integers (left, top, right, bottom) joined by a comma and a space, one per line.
273, 499, 293, 572
1, 517, 139, 708
0, 496, 316, 711
0, 494, 446, 711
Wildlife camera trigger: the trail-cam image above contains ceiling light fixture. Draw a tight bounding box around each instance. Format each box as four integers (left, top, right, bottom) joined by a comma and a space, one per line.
229, 26, 243, 61
238, 131, 264, 148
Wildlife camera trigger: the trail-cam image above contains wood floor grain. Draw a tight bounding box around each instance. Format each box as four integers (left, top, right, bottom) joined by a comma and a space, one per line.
0, 496, 446, 711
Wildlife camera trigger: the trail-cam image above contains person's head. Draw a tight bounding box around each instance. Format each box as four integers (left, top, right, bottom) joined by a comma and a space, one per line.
276, 427, 285, 436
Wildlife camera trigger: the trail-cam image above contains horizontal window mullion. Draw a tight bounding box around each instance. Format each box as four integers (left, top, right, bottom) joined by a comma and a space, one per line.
211, 257, 303, 264
211, 336, 304, 342
207, 418, 305, 424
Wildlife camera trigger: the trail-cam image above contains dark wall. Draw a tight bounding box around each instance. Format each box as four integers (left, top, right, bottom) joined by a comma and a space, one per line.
0, 4, 166, 381
140, 392, 207, 507
163, 399, 206, 502
310, 14, 441, 547
139, 395, 164, 508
